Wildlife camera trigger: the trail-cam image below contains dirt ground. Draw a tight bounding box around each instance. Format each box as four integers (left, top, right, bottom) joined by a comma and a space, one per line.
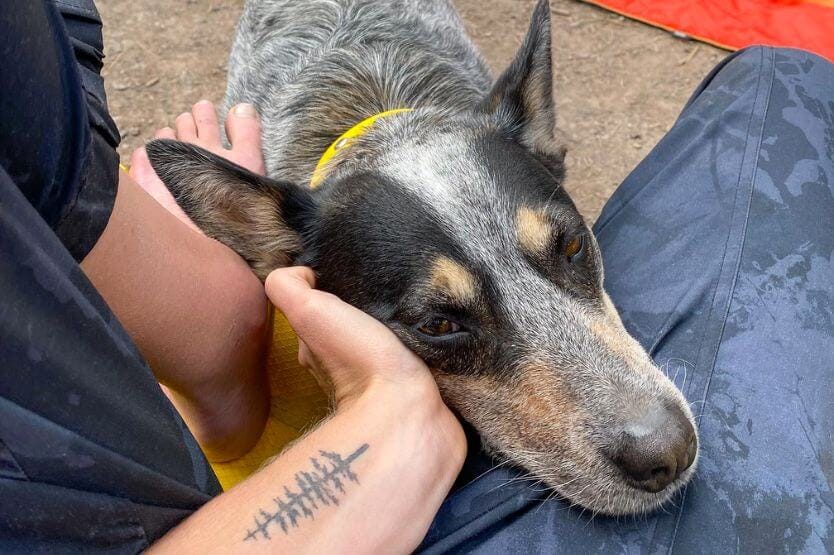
99, 0, 726, 221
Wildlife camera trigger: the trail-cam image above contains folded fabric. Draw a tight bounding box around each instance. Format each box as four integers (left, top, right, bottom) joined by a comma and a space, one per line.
582, 0, 834, 62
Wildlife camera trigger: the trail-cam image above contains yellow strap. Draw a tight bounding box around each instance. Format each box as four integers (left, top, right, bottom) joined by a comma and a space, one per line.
309, 108, 412, 188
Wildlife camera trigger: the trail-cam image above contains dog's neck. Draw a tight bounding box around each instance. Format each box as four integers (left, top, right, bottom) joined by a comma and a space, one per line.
224, 0, 493, 185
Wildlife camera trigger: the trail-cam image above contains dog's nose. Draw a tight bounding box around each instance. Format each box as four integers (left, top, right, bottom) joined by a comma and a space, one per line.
612, 404, 697, 493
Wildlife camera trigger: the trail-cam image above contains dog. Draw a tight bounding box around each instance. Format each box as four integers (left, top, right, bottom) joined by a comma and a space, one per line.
146, 0, 698, 516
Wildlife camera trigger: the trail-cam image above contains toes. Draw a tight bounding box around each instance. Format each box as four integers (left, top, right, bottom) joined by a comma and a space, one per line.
226, 103, 265, 174
154, 127, 176, 140
226, 103, 262, 148
192, 100, 221, 145
175, 112, 197, 142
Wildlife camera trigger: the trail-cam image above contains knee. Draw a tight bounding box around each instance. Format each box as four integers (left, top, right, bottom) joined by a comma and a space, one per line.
762, 45, 831, 66
730, 45, 834, 79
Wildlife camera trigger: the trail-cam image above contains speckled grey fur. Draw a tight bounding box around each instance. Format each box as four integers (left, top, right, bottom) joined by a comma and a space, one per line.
223, 0, 493, 182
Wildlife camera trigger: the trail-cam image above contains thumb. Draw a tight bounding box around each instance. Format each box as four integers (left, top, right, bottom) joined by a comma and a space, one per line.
265, 267, 424, 392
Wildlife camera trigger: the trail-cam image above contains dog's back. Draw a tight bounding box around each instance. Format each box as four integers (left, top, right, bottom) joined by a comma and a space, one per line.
225, 0, 493, 182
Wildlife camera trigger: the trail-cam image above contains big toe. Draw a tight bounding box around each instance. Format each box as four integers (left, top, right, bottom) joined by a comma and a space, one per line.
226, 103, 265, 174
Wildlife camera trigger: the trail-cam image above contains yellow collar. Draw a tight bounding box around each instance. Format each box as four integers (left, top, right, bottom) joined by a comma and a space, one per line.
310, 108, 413, 188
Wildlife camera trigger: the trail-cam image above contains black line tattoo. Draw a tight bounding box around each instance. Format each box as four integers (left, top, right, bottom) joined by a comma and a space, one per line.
244, 443, 370, 541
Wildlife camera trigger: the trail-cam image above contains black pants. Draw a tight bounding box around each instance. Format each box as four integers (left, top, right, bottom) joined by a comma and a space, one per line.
2, 1, 832, 553
0, 2, 219, 553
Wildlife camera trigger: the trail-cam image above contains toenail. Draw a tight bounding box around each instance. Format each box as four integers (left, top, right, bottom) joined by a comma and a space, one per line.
196, 99, 213, 107
234, 103, 257, 118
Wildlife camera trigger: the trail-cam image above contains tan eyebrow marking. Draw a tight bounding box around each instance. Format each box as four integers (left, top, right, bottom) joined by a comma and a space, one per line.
516, 206, 552, 255
429, 256, 479, 302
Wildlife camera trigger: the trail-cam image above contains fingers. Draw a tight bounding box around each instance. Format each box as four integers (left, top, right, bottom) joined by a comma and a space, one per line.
265, 269, 434, 405
226, 103, 265, 174
264, 266, 318, 320
192, 100, 221, 145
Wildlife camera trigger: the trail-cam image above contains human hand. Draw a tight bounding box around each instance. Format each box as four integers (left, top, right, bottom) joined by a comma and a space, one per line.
265, 266, 442, 408
157, 265, 467, 553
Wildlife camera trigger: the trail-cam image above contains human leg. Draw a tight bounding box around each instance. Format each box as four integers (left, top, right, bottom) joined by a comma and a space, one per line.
2, 0, 272, 462
0, 3, 229, 549
0, 163, 221, 552
419, 46, 834, 553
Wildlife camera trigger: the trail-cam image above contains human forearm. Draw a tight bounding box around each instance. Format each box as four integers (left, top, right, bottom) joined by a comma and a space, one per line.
152, 383, 465, 553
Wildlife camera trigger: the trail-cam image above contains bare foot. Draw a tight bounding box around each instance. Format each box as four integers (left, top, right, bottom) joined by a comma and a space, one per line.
130, 100, 265, 231
128, 101, 271, 462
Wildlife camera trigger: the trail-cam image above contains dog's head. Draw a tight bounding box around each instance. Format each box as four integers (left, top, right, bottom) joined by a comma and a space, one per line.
147, 0, 697, 516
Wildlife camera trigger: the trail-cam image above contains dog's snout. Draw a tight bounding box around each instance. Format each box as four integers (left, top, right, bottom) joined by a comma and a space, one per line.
612, 404, 696, 493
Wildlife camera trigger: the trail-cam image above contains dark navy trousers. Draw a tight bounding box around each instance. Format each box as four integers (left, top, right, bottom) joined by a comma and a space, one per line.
1, 1, 832, 552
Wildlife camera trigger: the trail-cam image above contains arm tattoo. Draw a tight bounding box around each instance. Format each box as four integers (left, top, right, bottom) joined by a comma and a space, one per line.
244, 443, 370, 541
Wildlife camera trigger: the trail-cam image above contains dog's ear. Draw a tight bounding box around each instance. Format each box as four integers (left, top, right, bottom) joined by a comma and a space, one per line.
479, 0, 565, 175
145, 139, 316, 280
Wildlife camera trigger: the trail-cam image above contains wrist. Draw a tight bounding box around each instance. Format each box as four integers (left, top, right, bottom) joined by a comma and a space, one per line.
346, 376, 468, 474
317, 379, 465, 551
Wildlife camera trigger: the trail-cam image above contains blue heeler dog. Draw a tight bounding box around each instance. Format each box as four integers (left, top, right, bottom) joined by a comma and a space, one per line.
147, 0, 698, 515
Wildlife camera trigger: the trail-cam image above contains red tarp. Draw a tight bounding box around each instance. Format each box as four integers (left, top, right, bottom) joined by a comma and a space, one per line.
581, 0, 834, 62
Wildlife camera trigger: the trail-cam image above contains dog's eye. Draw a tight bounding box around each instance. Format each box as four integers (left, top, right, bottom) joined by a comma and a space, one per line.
564, 235, 584, 260
417, 317, 462, 337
